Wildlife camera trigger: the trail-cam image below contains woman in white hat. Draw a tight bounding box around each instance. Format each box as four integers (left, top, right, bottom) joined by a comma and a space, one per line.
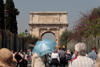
0, 48, 17, 67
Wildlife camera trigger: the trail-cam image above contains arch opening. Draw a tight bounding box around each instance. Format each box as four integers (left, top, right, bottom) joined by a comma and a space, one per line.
41, 32, 56, 42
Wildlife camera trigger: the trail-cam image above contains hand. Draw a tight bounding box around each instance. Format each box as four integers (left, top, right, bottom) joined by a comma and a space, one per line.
19, 59, 23, 62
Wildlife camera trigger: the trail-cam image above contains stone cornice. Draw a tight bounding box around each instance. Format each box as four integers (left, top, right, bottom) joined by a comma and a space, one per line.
29, 22, 68, 25
29, 23, 68, 27
30, 12, 67, 14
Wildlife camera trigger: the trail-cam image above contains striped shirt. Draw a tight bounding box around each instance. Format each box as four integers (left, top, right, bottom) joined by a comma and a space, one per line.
69, 56, 95, 67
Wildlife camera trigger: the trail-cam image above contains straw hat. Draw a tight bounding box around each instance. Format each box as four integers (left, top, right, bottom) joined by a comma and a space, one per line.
0, 48, 17, 67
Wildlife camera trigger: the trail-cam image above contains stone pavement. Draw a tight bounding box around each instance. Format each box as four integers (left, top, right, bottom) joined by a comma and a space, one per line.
27, 61, 31, 67
27, 62, 68, 67
27, 64, 31, 67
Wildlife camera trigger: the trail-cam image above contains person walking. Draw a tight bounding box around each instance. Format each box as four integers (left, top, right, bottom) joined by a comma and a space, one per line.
12, 49, 15, 57
66, 50, 71, 66
31, 52, 46, 67
70, 50, 78, 62
51, 50, 60, 67
24, 50, 29, 67
88, 46, 97, 60
29, 49, 33, 63
19, 49, 25, 59
14, 52, 24, 67
69, 43, 95, 67
58, 48, 66, 67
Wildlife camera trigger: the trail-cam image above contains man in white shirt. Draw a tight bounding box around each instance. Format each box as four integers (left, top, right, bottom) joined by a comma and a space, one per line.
69, 43, 95, 67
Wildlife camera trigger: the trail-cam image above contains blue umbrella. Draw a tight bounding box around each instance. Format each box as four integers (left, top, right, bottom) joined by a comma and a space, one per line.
32, 38, 57, 57
41, 38, 56, 50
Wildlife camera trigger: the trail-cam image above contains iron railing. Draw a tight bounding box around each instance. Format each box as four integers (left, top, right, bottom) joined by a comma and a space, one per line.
0, 29, 28, 52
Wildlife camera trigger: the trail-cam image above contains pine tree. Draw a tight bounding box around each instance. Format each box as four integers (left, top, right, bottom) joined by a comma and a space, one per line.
13, 8, 19, 34
0, 0, 4, 29
5, 0, 19, 34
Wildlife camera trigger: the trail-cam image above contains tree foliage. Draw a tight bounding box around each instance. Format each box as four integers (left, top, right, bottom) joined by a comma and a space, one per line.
25, 35, 39, 45
18, 32, 26, 38
68, 6, 100, 41
92, 6, 100, 17
0, 0, 4, 29
59, 29, 72, 46
18, 32, 39, 45
83, 18, 100, 37
5, 0, 19, 34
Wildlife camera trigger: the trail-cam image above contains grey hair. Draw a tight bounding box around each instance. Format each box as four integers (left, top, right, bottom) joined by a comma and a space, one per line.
75, 43, 87, 56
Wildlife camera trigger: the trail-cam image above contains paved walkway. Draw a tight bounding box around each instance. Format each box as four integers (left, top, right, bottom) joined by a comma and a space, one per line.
27, 61, 68, 67
27, 61, 31, 67
28, 64, 31, 67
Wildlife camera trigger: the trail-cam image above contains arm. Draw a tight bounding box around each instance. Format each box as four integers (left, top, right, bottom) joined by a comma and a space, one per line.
19, 59, 23, 62
57, 54, 60, 62
26, 54, 29, 61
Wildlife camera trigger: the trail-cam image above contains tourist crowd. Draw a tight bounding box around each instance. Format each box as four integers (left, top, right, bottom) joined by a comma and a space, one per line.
31, 42, 100, 67
0, 42, 100, 67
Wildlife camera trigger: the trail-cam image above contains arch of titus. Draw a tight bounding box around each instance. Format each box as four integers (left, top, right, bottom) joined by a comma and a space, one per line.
29, 12, 68, 47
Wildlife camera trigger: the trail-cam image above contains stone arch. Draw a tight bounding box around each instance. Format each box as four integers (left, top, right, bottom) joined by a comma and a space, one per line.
29, 12, 68, 48
40, 31, 57, 42
41, 31, 56, 39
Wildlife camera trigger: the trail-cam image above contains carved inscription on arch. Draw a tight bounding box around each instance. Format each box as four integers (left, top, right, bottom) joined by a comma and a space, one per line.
38, 15, 59, 22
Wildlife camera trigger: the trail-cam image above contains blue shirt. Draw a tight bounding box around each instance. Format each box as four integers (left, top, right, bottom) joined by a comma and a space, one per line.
88, 51, 97, 60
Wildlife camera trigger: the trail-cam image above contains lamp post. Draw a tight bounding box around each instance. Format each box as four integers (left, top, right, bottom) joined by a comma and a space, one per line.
4, 9, 8, 48
25, 29, 28, 36
24, 29, 28, 50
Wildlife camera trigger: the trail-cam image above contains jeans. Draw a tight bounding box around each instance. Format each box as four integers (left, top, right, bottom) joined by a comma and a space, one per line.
60, 64, 65, 67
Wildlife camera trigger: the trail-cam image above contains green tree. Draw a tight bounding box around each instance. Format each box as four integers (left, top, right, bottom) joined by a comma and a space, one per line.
12, 8, 19, 34
5, 0, 19, 34
59, 29, 72, 47
26, 35, 39, 45
18, 32, 39, 45
69, 6, 100, 41
0, 0, 4, 29
92, 6, 100, 17
18, 32, 26, 38
84, 18, 100, 37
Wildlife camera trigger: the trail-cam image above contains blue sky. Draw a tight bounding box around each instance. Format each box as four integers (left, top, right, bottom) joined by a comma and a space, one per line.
11, 0, 100, 33
4, 0, 100, 41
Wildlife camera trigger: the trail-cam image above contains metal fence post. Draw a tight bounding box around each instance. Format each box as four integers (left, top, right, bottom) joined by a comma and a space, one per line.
1, 29, 4, 48
22, 38, 25, 51
14, 34, 16, 51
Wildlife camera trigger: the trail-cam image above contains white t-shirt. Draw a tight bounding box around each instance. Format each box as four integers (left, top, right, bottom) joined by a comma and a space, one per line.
51, 53, 60, 62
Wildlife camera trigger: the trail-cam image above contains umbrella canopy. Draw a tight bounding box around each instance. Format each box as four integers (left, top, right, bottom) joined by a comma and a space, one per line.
32, 38, 57, 57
